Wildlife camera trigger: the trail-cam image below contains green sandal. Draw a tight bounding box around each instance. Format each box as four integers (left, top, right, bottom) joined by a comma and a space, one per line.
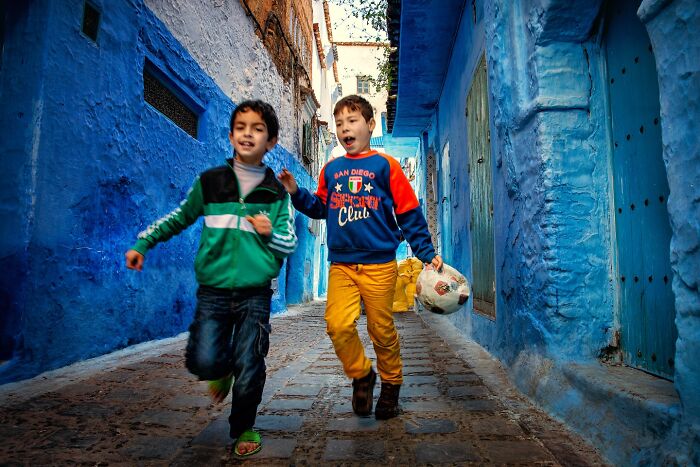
207, 374, 233, 404
233, 429, 262, 457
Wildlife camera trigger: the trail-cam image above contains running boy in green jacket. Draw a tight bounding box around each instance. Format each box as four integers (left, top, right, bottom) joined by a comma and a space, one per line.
125, 100, 297, 457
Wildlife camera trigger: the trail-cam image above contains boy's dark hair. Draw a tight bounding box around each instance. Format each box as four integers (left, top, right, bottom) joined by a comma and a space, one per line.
230, 99, 279, 141
333, 95, 374, 122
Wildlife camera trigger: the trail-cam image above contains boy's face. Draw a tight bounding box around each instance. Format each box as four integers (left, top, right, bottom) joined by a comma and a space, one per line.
335, 106, 375, 155
229, 108, 277, 165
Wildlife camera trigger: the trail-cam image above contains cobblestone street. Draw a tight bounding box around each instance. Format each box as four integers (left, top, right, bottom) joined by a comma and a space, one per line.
0, 301, 607, 466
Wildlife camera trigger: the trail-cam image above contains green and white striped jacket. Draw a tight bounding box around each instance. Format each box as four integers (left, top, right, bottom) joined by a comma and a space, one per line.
131, 159, 297, 289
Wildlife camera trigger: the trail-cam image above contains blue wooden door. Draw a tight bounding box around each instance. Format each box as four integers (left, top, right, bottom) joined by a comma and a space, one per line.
604, 0, 676, 379
467, 55, 495, 318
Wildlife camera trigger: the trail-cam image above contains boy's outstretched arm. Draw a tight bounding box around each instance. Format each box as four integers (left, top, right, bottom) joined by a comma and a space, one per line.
125, 177, 204, 271
277, 168, 298, 194
278, 168, 327, 219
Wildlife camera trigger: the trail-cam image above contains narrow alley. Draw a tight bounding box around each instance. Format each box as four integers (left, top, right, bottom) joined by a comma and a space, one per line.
0, 302, 605, 466
1, 0, 698, 463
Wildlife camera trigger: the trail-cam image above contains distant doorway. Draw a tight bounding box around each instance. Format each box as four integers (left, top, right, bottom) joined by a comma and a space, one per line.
439, 141, 452, 259
425, 147, 440, 253
604, 0, 676, 379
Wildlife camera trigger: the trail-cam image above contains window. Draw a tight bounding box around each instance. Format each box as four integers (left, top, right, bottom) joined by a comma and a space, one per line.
357, 76, 371, 94
81, 1, 100, 43
143, 60, 200, 139
302, 121, 314, 168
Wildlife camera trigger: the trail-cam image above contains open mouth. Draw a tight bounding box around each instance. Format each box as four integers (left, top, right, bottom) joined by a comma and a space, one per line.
239, 141, 255, 149
343, 137, 356, 146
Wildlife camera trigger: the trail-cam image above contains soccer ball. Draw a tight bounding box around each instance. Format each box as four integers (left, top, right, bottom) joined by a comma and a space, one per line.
415, 263, 470, 315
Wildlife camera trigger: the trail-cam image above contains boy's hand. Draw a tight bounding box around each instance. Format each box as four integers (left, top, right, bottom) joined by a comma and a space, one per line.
246, 214, 272, 237
126, 250, 144, 271
277, 168, 298, 194
429, 255, 443, 272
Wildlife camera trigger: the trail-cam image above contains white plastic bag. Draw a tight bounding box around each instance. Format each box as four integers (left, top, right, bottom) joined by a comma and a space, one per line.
416, 263, 471, 315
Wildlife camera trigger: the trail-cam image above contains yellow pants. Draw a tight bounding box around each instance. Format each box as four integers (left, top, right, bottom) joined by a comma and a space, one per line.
325, 261, 402, 384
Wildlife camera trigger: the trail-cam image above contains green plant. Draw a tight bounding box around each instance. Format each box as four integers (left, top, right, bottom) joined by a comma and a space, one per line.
334, 0, 392, 92
336, 0, 388, 39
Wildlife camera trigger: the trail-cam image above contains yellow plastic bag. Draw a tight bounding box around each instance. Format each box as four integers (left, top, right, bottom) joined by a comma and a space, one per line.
392, 257, 424, 312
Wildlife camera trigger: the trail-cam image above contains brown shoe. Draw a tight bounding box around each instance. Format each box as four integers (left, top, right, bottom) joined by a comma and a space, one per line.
351, 367, 377, 416
375, 382, 401, 420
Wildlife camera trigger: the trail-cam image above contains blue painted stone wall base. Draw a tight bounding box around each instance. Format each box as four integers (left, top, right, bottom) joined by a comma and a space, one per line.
397, 0, 699, 462
0, 0, 316, 384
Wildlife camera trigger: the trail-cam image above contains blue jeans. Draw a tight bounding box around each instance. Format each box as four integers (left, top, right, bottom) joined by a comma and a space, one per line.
185, 285, 272, 439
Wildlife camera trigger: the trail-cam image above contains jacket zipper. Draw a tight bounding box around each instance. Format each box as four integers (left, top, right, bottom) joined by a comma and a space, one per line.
241, 187, 277, 216
227, 160, 277, 229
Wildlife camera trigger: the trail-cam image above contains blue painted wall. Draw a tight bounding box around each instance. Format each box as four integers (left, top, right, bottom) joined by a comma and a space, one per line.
274, 158, 314, 305
314, 143, 336, 299
640, 0, 700, 435
428, 0, 613, 366
0, 2, 50, 363
396, 0, 699, 463
0, 0, 312, 383
316, 243, 328, 298
480, 0, 614, 364
409, 0, 613, 373
264, 148, 313, 309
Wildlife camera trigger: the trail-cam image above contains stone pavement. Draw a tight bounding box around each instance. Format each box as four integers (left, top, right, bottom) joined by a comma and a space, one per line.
0, 301, 608, 466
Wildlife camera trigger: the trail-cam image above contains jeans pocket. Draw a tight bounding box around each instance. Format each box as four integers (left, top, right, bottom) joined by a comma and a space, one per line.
255, 322, 272, 357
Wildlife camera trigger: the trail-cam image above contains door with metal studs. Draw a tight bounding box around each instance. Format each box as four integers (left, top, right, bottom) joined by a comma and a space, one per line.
604, 0, 677, 379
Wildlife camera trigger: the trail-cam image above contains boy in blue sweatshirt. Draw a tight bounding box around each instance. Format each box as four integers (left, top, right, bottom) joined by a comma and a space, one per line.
278, 95, 442, 419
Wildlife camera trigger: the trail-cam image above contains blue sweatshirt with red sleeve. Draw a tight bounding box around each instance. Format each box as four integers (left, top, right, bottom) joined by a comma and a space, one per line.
291, 149, 436, 264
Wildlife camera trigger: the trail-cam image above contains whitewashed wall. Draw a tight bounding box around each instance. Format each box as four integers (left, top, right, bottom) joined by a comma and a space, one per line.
335, 44, 388, 136
145, 0, 298, 153
312, 0, 336, 126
